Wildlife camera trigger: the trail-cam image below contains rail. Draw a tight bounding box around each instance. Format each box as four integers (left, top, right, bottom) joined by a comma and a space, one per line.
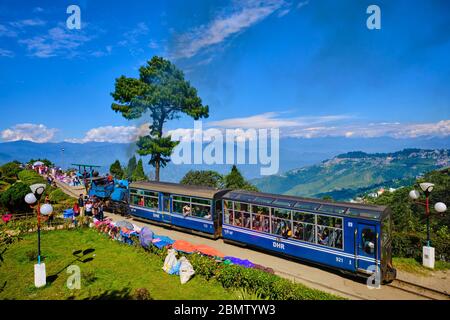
389, 278, 450, 300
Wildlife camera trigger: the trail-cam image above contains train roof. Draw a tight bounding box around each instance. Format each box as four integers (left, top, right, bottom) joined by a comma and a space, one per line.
129, 181, 229, 199
222, 190, 389, 221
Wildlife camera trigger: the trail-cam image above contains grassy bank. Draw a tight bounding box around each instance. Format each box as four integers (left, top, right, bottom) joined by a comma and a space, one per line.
393, 257, 450, 275
0, 228, 238, 300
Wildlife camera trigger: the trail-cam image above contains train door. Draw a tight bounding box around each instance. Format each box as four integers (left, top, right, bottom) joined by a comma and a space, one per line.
161, 193, 171, 223
356, 223, 379, 272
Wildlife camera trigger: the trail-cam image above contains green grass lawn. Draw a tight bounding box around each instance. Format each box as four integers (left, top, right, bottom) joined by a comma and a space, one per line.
393, 257, 450, 275
0, 228, 238, 300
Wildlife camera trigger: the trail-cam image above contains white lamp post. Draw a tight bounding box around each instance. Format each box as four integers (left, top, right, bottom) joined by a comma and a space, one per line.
409, 183, 447, 269
24, 183, 53, 288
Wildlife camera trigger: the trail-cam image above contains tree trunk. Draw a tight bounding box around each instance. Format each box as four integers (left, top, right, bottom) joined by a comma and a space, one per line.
155, 161, 160, 182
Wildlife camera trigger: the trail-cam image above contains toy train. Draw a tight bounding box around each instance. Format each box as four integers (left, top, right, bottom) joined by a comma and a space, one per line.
128, 181, 397, 283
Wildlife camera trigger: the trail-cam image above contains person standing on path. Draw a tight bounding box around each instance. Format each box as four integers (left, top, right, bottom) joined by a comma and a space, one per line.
78, 194, 85, 217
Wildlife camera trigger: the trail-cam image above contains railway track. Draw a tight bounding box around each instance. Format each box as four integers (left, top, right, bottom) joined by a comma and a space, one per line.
389, 278, 450, 300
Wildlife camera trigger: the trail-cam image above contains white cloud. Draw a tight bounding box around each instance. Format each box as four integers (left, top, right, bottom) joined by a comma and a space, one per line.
172, 0, 288, 59
1, 124, 57, 143
19, 23, 94, 58
66, 124, 150, 143
118, 22, 149, 47
10, 19, 46, 28
33, 7, 44, 13
287, 120, 450, 139
169, 114, 450, 140
208, 112, 351, 129
0, 24, 18, 37
0, 48, 14, 57
297, 1, 309, 9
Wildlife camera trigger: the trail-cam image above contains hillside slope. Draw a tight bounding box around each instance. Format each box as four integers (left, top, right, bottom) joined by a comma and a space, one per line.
253, 149, 450, 200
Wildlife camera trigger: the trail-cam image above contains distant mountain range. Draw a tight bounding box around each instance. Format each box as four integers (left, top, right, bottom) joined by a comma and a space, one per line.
0, 137, 449, 184
252, 149, 450, 201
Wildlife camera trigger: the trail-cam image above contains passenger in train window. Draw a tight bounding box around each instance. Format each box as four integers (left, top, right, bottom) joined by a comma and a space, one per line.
281, 224, 291, 238
319, 229, 329, 245
139, 197, 145, 207
244, 214, 251, 229
293, 223, 304, 240
204, 211, 212, 219
263, 218, 270, 232
183, 204, 191, 216
224, 211, 230, 224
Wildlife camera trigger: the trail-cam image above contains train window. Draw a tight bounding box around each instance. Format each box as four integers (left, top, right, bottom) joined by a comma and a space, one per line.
234, 202, 250, 212
233, 211, 243, 227
273, 199, 296, 207
271, 217, 291, 236
223, 200, 233, 210
292, 222, 315, 243
292, 211, 315, 224
252, 213, 270, 232
130, 188, 138, 194
144, 197, 158, 209
252, 205, 270, 215
172, 196, 191, 202
223, 207, 233, 225
347, 208, 381, 219
317, 215, 342, 228
318, 205, 346, 214
272, 208, 291, 220
191, 204, 212, 220
316, 215, 343, 249
316, 225, 343, 249
191, 197, 211, 205
254, 196, 274, 205
172, 198, 191, 215
294, 201, 319, 211
361, 228, 376, 255
144, 191, 158, 197
130, 194, 140, 206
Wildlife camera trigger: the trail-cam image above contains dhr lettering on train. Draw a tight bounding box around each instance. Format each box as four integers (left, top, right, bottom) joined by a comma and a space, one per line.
273, 241, 285, 250
170, 120, 279, 175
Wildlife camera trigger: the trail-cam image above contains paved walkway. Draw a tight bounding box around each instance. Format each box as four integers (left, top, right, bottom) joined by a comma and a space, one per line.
104, 212, 431, 300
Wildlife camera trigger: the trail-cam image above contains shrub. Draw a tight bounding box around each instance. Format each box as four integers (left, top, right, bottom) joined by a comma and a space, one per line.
133, 288, 153, 300
48, 189, 71, 203
0, 182, 30, 212
17, 170, 45, 186
188, 253, 219, 280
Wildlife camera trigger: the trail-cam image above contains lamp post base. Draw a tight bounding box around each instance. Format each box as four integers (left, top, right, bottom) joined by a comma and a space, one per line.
422, 246, 435, 269
34, 263, 46, 288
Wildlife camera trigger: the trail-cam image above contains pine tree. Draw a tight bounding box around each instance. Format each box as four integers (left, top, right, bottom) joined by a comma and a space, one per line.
126, 155, 137, 179
109, 160, 124, 179
223, 165, 258, 191
132, 159, 147, 182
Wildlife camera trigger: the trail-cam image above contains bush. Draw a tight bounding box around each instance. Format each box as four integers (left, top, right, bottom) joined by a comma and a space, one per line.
392, 230, 450, 261
48, 188, 71, 203
133, 288, 152, 300
0, 182, 30, 212
17, 170, 45, 186
0, 162, 22, 184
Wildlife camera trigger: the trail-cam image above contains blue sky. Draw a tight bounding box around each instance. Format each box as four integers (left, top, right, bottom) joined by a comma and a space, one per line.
0, 0, 449, 143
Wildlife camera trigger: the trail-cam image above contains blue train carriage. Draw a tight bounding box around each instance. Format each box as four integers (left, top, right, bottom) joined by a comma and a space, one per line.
221, 190, 397, 283
129, 181, 229, 239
